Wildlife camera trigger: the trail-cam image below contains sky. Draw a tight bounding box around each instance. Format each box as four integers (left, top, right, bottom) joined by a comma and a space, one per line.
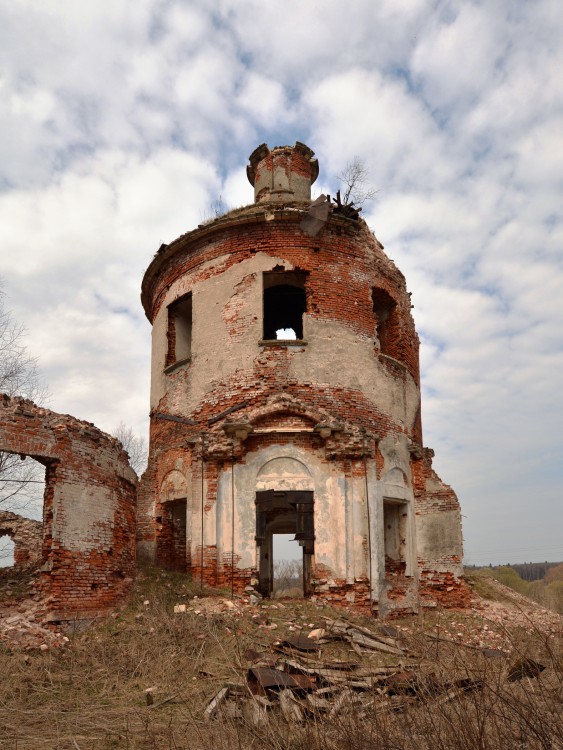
0, 0, 561, 567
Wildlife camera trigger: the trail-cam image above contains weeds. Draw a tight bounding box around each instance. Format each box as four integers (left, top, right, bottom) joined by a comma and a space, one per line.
0, 566, 561, 749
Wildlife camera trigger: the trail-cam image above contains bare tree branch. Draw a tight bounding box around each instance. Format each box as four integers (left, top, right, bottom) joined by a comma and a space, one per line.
113, 422, 148, 476
0, 283, 48, 516
336, 156, 378, 207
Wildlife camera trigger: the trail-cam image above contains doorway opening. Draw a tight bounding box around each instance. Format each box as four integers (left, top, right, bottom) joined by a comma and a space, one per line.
383, 499, 408, 575
272, 534, 303, 598
162, 498, 187, 572
255, 490, 314, 598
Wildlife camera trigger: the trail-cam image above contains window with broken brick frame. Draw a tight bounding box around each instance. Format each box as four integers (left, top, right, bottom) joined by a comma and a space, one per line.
262, 270, 307, 341
165, 292, 192, 369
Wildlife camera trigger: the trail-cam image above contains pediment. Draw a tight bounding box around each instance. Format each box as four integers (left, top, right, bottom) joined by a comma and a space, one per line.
252, 411, 317, 432
245, 393, 342, 432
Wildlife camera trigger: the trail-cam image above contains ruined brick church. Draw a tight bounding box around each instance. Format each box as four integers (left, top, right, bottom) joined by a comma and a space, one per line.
0, 143, 467, 618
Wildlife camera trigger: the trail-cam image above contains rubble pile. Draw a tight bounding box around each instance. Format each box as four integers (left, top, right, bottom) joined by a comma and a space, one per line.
472, 579, 563, 637
0, 571, 68, 650
203, 618, 490, 723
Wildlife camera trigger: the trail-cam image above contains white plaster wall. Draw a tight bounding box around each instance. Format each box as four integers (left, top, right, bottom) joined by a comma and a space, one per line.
293, 317, 420, 430
351, 471, 369, 581
416, 511, 464, 576
53, 483, 114, 552
209, 444, 351, 578
151, 252, 291, 410
366, 458, 383, 599
149, 253, 420, 433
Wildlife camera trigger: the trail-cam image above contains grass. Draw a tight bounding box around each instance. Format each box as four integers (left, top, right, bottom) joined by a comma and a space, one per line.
0, 566, 561, 749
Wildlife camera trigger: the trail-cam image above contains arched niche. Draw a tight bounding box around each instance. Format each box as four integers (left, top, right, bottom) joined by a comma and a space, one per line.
256, 457, 314, 492
382, 467, 408, 501
160, 469, 188, 501
158, 470, 189, 572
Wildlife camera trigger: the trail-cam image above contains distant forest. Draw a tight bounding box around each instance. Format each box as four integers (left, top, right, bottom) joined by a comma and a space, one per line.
465, 561, 562, 581
466, 561, 563, 614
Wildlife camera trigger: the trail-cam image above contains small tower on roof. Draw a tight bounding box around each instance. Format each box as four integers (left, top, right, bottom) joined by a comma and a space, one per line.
247, 142, 319, 203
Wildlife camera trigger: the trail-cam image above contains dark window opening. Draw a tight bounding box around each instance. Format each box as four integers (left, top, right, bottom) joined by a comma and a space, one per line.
383, 499, 408, 575
166, 293, 192, 368
372, 288, 397, 357
263, 272, 307, 340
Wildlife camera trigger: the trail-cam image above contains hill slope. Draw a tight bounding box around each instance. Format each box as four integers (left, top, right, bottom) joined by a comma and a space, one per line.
0, 566, 561, 749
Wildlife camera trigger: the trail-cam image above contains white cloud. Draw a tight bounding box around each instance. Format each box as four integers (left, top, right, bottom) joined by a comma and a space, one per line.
0, 0, 561, 566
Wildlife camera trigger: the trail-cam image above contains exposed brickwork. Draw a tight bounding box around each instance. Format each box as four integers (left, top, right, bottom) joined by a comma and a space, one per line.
0, 510, 42, 567
191, 547, 254, 592
419, 570, 472, 608
0, 395, 137, 618
139, 143, 466, 616
142, 210, 420, 386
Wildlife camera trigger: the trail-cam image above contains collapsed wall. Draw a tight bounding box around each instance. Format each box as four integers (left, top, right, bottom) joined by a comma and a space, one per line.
0, 394, 137, 619
0, 510, 42, 567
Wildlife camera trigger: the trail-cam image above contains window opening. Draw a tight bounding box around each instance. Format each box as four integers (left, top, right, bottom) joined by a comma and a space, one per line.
372, 288, 397, 357
0, 454, 46, 571
166, 293, 192, 367
383, 499, 408, 575
0, 453, 45, 517
0, 535, 15, 568
263, 271, 307, 340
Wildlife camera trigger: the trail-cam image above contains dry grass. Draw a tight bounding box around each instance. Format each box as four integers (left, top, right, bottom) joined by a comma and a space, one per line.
0, 566, 561, 749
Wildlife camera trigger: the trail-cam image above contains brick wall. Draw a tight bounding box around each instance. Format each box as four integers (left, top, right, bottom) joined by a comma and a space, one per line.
0, 510, 42, 567
139, 194, 465, 614
0, 394, 137, 618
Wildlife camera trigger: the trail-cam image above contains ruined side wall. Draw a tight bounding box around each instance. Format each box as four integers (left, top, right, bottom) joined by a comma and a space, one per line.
0, 510, 42, 567
412, 449, 470, 608
0, 395, 137, 617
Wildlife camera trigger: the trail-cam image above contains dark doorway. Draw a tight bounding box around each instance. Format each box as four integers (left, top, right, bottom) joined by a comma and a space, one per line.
255, 490, 314, 598
165, 498, 187, 572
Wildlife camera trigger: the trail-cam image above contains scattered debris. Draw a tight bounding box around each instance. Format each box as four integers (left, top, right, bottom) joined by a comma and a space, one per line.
299, 194, 333, 236
321, 617, 407, 655
204, 686, 230, 721
507, 658, 546, 682
202, 613, 489, 722
274, 633, 319, 652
